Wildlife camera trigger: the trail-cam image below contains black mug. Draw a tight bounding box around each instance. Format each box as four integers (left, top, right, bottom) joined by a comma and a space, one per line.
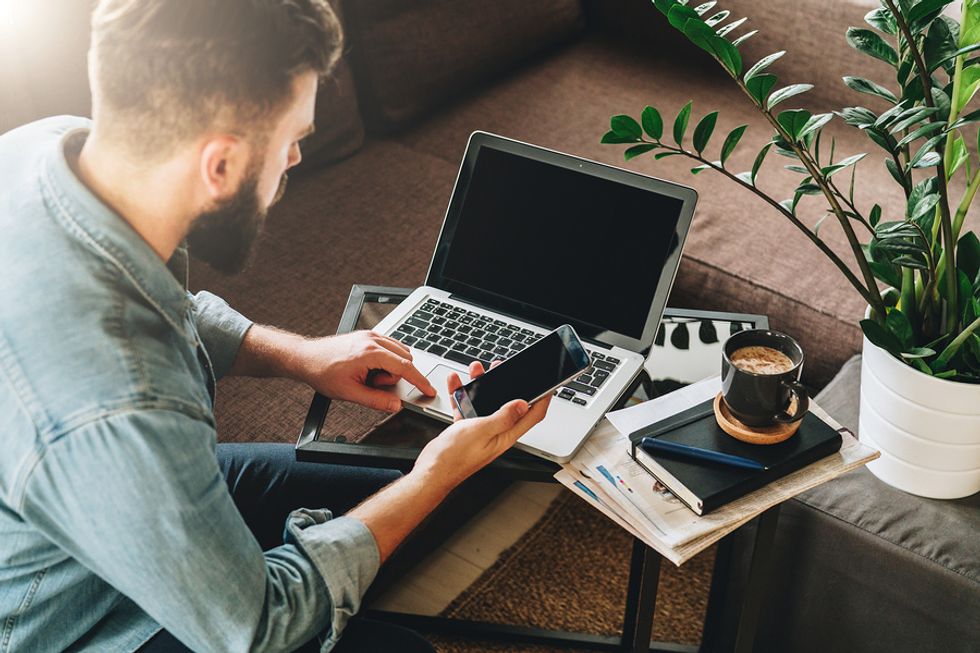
721, 330, 810, 427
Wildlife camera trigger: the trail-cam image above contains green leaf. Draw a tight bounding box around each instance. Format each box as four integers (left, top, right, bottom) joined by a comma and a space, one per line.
692, 111, 718, 153
667, 4, 701, 30
704, 10, 730, 27
785, 164, 809, 174
871, 260, 903, 288
673, 100, 693, 145
716, 16, 747, 37
720, 125, 747, 165
777, 109, 813, 140
654, 151, 683, 160
624, 144, 657, 161
601, 130, 636, 144
873, 101, 910, 129
958, 231, 980, 283
908, 0, 953, 32
797, 113, 833, 141
963, 0, 980, 47
950, 107, 980, 130
837, 106, 878, 128
843, 76, 899, 103
813, 213, 831, 237
888, 106, 940, 133
682, 19, 744, 76
693, 2, 717, 16
901, 347, 937, 359
750, 142, 773, 185
767, 84, 814, 109
885, 158, 907, 187
821, 152, 867, 178
957, 65, 980, 116
846, 27, 899, 67
610, 115, 643, 140
907, 177, 940, 220
641, 106, 664, 140
870, 204, 882, 227
912, 151, 942, 169
795, 182, 822, 196
746, 74, 778, 106
861, 318, 903, 357
949, 134, 969, 176
894, 121, 945, 148
743, 51, 785, 82
887, 308, 915, 348
924, 14, 959, 71
731, 30, 758, 47
864, 6, 897, 35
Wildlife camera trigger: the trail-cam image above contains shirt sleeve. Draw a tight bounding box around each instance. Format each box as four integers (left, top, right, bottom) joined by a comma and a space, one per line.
20, 409, 380, 653
188, 290, 253, 380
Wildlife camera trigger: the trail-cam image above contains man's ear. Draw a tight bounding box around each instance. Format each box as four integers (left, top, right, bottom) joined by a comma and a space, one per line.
199, 135, 249, 200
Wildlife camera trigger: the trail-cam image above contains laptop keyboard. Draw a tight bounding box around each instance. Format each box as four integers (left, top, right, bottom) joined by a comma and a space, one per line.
389, 299, 621, 407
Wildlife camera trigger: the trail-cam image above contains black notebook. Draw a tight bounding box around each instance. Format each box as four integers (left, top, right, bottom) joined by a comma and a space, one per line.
627, 399, 843, 515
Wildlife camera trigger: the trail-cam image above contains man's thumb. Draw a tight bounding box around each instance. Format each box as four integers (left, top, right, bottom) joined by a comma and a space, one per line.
352, 386, 402, 413
482, 399, 529, 431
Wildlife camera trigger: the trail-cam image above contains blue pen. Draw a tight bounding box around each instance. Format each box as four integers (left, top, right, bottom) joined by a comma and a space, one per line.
640, 437, 768, 471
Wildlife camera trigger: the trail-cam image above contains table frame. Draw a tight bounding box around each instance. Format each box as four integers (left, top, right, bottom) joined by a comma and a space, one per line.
295, 284, 777, 652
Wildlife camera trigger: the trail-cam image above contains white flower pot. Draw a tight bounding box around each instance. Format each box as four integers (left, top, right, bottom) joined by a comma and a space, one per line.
859, 335, 980, 499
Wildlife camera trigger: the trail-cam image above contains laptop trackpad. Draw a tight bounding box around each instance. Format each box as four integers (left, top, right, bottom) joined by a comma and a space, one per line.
407, 365, 471, 417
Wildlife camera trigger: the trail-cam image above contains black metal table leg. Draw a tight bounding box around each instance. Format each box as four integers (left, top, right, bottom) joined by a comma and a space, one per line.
732, 505, 781, 653
621, 539, 663, 653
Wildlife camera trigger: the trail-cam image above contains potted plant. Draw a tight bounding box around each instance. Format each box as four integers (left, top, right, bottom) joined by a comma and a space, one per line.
602, 0, 980, 498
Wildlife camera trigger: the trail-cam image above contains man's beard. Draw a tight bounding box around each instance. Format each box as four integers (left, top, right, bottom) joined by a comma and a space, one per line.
186, 171, 287, 275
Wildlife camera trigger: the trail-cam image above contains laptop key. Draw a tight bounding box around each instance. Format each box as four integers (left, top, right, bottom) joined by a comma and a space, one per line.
460, 316, 474, 324
452, 332, 467, 342
425, 334, 441, 344
485, 324, 499, 333
406, 318, 428, 329
566, 381, 596, 396
467, 337, 481, 347
402, 336, 418, 346
414, 310, 434, 321
592, 360, 616, 372
433, 308, 447, 316
466, 347, 482, 357
512, 333, 526, 343
445, 350, 478, 367
606, 356, 621, 364
512, 342, 526, 351
493, 346, 509, 356
473, 320, 487, 329
478, 352, 493, 364
451, 342, 467, 352
591, 375, 606, 387
498, 337, 513, 347
432, 316, 447, 325
414, 341, 430, 352
578, 375, 593, 385
572, 397, 588, 406
391, 332, 406, 341
458, 325, 473, 334
558, 389, 575, 400
427, 344, 447, 357
520, 328, 535, 335
485, 333, 499, 343
592, 352, 605, 360
440, 337, 454, 347
446, 320, 460, 330
498, 328, 514, 338
472, 329, 486, 339
479, 341, 494, 352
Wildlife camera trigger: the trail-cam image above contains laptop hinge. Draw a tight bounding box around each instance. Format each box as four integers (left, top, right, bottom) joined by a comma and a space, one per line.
448, 293, 613, 349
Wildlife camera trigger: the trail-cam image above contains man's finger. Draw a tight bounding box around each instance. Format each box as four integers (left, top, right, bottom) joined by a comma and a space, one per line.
468, 361, 485, 379
369, 371, 399, 387
350, 385, 402, 413
373, 333, 412, 359
371, 349, 436, 396
475, 398, 529, 433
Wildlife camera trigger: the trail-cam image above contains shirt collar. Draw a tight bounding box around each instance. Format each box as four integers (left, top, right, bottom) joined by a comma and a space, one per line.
40, 124, 192, 338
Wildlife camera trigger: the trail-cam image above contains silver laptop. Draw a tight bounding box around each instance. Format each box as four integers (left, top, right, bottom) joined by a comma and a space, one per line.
373, 132, 697, 462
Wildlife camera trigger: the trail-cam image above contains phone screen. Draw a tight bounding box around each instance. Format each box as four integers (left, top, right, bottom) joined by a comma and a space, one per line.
456, 325, 589, 417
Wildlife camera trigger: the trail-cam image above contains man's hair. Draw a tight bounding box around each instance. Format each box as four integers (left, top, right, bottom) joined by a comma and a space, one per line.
89, 0, 342, 156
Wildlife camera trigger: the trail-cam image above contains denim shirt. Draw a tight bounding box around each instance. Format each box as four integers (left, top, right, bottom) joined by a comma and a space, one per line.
0, 117, 379, 653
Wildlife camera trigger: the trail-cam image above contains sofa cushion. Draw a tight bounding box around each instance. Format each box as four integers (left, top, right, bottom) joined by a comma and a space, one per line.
297, 1, 365, 170
342, 0, 586, 132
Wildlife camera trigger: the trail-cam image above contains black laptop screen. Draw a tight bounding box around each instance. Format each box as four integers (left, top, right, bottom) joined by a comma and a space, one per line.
434, 145, 685, 340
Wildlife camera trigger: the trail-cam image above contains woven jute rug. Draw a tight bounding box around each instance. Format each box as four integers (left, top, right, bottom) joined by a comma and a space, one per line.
426, 491, 716, 652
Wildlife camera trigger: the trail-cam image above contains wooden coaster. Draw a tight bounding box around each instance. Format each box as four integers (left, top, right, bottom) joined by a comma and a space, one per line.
713, 393, 800, 445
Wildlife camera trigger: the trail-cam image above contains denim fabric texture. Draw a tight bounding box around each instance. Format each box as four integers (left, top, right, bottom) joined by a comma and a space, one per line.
0, 117, 381, 652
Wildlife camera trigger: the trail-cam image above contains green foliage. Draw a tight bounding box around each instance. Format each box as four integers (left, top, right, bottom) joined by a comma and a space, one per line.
601, 0, 980, 382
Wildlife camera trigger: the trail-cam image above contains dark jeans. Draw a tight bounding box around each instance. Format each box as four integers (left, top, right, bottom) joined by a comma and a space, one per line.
139, 443, 434, 653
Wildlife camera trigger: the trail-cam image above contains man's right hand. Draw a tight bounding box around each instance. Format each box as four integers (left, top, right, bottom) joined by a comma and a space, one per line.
413, 361, 551, 490
348, 361, 551, 563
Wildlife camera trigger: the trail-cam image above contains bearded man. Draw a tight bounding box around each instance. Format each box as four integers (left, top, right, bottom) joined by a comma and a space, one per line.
0, 1, 549, 651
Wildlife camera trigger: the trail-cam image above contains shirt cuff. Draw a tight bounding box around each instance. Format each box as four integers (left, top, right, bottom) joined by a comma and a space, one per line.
189, 291, 253, 380
285, 511, 380, 650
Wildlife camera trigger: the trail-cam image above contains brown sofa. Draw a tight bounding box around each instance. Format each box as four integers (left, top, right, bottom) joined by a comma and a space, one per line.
1, 0, 896, 442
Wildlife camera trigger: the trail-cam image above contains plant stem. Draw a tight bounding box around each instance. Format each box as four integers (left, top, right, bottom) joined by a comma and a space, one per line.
651, 141, 880, 308
936, 315, 980, 366
885, 0, 959, 332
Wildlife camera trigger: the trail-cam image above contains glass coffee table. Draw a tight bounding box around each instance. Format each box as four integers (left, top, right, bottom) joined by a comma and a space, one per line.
296, 284, 772, 653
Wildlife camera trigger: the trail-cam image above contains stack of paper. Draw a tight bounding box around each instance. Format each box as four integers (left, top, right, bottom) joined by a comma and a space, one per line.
555, 376, 879, 566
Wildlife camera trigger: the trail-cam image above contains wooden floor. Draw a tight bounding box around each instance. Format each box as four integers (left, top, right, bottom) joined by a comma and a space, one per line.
369, 481, 563, 615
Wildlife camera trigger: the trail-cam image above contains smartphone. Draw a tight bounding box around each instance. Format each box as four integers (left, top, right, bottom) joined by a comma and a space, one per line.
452, 324, 591, 419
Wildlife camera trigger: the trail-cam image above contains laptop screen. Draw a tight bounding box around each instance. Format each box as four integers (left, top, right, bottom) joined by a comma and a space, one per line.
427, 134, 696, 351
